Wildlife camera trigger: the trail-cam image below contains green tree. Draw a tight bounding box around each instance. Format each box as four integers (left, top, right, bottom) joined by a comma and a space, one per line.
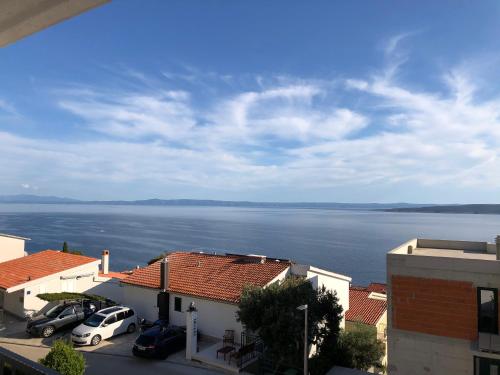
61, 241, 83, 256
237, 276, 343, 374
39, 340, 85, 375
335, 322, 385, 372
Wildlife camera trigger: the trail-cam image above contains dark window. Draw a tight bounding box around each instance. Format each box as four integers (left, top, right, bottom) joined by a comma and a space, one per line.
174, 297, 182, 312
478, 287, 498, 334
125, 309, 134, 318
474, 356, 500, 375
105, 314, 117, 325
117, 311, 126, 321
61, 307, 74, 317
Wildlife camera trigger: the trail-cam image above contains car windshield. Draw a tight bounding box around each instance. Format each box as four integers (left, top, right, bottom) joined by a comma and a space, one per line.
45, 305, 65, 318
83, 314, 105, 327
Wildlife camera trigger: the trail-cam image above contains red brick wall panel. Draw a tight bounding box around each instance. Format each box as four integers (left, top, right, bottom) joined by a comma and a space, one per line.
391, 275, 477, 340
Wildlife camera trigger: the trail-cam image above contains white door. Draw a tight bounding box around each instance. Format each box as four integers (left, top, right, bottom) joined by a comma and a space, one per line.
115, 311, 127, 334
102, 314, 119, 339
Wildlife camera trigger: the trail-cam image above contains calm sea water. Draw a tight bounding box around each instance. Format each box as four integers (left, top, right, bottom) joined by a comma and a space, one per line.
1, 204, 500, 285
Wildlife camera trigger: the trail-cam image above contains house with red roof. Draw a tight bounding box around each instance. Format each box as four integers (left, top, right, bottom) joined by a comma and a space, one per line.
0, 250, 101, 317
0, 236, 126, 318
346, 283, 387, 336
345, 283, 388, 368
120, 251, 352, 341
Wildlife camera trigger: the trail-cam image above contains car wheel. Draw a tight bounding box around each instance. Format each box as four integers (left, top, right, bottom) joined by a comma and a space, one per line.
41, 326, 55, 338
127, 323, 136, 333
91, 335, 101, 346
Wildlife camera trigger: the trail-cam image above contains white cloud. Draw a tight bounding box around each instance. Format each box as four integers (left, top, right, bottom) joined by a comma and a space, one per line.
3, 42, 500, 202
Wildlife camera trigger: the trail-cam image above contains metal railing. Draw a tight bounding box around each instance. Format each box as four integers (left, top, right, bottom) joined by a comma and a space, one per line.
0, 346, 59, 375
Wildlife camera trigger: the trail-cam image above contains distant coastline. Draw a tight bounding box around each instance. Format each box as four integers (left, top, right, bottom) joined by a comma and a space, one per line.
0, 194, 432, 210
384, 204, 500, 215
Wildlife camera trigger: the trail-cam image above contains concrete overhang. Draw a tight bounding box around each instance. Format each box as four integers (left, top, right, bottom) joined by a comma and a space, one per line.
0, 0, 110, 48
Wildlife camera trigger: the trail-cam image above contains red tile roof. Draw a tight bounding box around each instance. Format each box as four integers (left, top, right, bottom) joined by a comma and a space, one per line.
0, 250, 98, 290
99, 271, 129, 280
367, 282, 387, 294
345, 286, 387, 326
122, 252, 291, 303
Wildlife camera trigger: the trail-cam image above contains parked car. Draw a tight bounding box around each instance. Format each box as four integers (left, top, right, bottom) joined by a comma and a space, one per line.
139, 318, 169, 332
26, 302, 88, 338
71, 306, 136, 346
132, 325, 186, 359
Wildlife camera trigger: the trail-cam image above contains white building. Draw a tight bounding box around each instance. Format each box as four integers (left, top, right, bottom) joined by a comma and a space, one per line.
387, 237, 500, 375
0, 233, 29, 263
121, 251, 351, 342
0, 240, 125, 318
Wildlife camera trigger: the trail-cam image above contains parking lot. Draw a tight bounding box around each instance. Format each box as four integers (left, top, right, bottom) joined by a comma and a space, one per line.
0, 313, 228, 375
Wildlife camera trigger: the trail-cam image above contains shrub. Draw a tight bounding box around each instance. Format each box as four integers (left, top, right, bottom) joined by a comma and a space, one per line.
335, 323, 385, 371
39, 340, 85, 375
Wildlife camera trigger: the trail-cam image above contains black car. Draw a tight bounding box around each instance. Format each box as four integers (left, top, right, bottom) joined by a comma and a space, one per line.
132, 325, 186, 359
26, 301, 95, 338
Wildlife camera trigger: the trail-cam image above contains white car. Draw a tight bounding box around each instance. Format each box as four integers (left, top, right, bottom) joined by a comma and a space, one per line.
71, 306, 137, 346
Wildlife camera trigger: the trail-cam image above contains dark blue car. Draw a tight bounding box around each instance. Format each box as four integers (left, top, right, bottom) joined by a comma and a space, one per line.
132, 325, 186, 359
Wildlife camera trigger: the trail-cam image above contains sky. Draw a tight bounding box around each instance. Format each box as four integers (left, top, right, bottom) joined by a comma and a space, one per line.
1, 1, 500, 203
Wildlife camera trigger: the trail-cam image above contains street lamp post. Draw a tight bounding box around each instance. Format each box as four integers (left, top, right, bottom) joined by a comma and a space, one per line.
297, 304, 308, 375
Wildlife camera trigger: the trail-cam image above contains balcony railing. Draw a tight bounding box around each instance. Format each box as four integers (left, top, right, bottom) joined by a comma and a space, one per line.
478, 332, 500, 353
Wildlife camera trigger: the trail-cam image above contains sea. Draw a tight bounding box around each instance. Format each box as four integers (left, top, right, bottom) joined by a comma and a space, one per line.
1, 204, 500, 285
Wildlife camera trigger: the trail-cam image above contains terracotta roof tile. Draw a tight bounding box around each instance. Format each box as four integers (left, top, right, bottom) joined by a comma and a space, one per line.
367, 282, 387, 294
0, 250, 98, 290
122, 252, 291, 303
98, 271, 129, 280
345, 287, 387, 326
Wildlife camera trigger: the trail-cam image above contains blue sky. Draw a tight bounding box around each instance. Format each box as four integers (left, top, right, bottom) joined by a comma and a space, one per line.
2, 1, 500, 203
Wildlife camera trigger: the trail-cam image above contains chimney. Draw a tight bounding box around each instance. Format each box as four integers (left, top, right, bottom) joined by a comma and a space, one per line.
160, 257, 169, 292
496, 236, 500, 260
101, 250, 109, 275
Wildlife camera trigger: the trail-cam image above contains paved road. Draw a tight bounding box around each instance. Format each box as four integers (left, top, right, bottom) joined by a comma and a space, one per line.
1, 342, 226, 375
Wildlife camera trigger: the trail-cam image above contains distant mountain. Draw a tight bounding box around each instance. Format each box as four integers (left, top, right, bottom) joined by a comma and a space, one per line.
0, 194, 81, 204
0, 194, 431, 210
385, 204, 500, 215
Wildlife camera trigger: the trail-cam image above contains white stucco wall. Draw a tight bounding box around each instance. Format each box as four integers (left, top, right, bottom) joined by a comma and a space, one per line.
0, 235, 25, 263
87, 277, 124, 303
300, 266, 351, 328
3, 289, 24, 317
169, 293, 243, 341
121, 284, 159, 322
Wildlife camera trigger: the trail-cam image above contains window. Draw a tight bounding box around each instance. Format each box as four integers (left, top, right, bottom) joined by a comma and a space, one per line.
125, 309, 134, 318
61, 307, 74, 317
475, 356, 500, 375
174, 297, 182, 312
478, 288, 498, 334
117, 311, 126, 321
104, 314, 117, 325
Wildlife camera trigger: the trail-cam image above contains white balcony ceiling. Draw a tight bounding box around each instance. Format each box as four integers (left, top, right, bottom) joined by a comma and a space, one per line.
0, 0, 109, 47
